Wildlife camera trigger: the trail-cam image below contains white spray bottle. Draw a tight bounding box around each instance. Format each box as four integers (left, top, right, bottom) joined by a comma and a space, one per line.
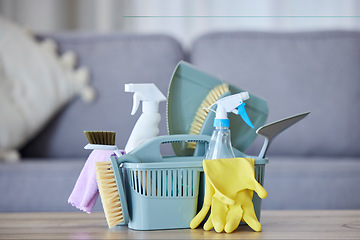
124, 83, 167, 153
205, 92, 254, 160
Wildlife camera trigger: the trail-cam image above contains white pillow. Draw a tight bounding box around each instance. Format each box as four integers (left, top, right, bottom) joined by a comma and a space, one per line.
0, 16, 96, 161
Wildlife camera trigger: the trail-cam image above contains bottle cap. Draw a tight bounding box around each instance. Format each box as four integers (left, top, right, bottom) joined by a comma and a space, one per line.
209, 92, 253, 129
214, 119, 230, 127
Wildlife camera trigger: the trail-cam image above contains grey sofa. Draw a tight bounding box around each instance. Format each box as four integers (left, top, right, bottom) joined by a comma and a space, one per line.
1, 31, 359, 212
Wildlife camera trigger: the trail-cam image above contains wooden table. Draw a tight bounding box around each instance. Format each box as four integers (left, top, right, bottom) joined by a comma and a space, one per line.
0, 210, 359, 239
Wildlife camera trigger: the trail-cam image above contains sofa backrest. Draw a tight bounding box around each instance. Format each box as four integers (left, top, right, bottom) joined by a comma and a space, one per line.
191, 31, 360, 157
21, 31, 360, 158
20, 33, 184, 158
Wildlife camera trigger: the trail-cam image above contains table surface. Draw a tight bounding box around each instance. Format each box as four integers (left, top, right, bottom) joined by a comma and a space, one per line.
0, 210, 359, 239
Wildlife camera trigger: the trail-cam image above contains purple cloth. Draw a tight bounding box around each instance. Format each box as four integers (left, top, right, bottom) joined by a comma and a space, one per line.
68, 149, 124, 213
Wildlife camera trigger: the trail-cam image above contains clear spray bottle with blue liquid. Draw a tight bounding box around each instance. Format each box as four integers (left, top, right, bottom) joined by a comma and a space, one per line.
205, 92, 254, 160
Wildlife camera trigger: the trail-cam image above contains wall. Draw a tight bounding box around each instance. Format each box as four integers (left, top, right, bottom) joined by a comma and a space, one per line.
0, 0, 359, 46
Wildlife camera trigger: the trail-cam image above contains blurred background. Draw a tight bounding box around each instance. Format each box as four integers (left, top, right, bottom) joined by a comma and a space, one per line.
1, 0, 360, 213
1, 0, 360, 46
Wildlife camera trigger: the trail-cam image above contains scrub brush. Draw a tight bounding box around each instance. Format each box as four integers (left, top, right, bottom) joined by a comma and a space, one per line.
187, 83, 230, 149
84, 131, 129, 228
95, 159, 127, 228
84, 131, 123, 157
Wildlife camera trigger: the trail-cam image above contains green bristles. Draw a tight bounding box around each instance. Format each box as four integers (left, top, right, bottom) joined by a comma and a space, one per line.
84, 131, 116, 145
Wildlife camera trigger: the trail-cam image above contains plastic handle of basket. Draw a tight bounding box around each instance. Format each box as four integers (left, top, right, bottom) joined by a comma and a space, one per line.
129, 134, 211, 161
115, 153, 142, 165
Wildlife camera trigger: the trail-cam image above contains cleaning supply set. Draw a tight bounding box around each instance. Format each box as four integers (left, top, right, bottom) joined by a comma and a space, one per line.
68, 61, 309, 233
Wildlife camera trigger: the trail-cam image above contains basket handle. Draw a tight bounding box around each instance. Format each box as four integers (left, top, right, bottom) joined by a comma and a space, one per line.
128, 134, 211, 162
109, 156, 130, 225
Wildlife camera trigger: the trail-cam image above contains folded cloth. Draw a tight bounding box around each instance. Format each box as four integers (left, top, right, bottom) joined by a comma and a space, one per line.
68, 149, 125, 213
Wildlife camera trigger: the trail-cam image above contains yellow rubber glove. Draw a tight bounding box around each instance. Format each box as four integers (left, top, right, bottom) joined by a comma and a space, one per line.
203, 189, 263, 233
190, 158, 267, 233
203, 191, 229, 232
203, 158, 267, 205
226, 189, 262, 232
190, 176, 214, 229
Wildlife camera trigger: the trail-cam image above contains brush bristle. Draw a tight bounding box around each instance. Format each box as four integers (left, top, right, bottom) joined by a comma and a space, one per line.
188, 83, 230, 149
95, 161, 124, 228
84, 131, 116, 145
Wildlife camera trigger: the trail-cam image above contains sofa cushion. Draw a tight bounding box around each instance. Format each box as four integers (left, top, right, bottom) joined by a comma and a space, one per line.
20, 33, 184, 158
191, 31, 360, 157
0, 17, 95, 161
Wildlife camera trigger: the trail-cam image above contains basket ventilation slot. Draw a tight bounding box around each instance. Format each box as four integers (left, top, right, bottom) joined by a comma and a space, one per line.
128, 169, 197, 198
255, 165, 265, 185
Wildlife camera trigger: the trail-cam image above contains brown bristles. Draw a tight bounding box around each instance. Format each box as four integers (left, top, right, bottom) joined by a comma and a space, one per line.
84, 131, 116, 145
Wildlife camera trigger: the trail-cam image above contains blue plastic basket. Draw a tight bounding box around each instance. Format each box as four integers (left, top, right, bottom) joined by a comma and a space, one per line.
123, 161, 203, 230
114, 135, 268, 230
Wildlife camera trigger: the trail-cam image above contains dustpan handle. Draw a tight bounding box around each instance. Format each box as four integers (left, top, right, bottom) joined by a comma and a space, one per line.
129, 134, 211, 162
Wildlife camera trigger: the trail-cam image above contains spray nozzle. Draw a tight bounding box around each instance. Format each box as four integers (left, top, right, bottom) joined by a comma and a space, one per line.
207, 92, 254, 128
125, 83, 166, 115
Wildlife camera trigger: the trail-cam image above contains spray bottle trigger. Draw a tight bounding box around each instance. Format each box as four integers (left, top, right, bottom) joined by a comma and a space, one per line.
236, 102, 254, 128
131, 92, 141, 115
